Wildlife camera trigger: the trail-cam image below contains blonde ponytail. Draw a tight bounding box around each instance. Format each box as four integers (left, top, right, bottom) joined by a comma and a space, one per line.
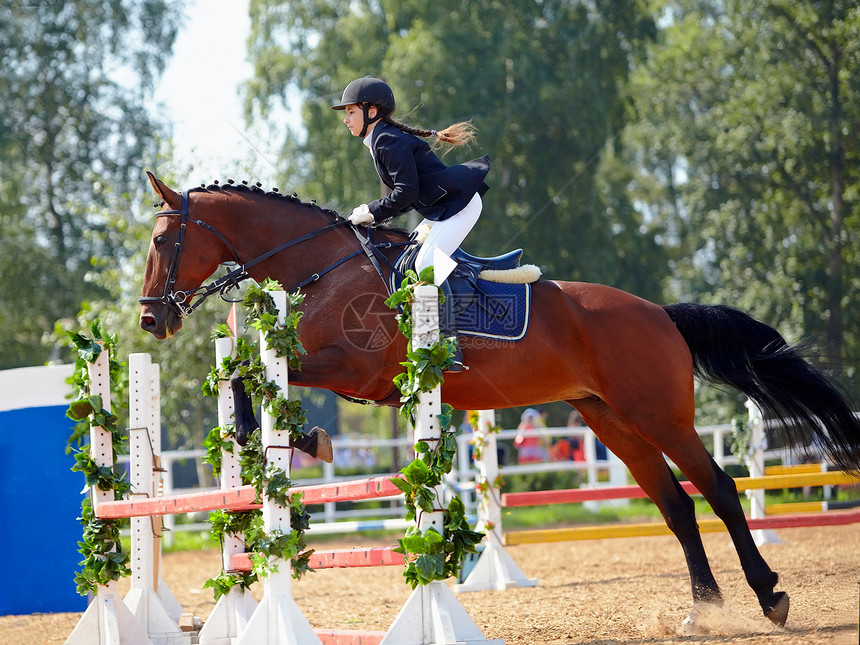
433, 121, 477, 147
382, 116, 478, 152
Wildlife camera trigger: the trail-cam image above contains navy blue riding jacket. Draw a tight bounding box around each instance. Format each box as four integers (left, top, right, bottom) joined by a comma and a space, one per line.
366, 121, 490, 223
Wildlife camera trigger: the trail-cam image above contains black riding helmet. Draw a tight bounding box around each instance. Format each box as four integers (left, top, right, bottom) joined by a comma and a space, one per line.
332, 76, 395, 136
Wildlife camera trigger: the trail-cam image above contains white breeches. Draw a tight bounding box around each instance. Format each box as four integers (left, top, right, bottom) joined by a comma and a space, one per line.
414, 193, 483, 273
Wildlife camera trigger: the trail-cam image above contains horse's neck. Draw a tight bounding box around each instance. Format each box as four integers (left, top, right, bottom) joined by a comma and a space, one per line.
223, 200, 326, 286
240, 201, 394, 295
220, 194, 409, 295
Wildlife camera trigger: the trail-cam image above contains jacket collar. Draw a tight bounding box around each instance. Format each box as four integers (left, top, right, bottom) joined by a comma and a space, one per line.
368, 120, 396, 148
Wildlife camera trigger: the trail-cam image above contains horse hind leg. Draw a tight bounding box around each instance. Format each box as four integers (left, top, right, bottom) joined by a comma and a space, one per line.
631, 457, 725, 607
569, 399, 722, 611
663, 443, 789, 626
575, 397, 788, 627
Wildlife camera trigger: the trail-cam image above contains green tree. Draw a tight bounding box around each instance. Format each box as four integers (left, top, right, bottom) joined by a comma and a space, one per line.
627, 0, 860, 418
0, 1, 181, 369
0, 3, 232, 461
244, 0, 666, 298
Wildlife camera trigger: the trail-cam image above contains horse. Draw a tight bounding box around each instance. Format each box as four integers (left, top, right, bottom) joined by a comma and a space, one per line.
139, 172, 860, 630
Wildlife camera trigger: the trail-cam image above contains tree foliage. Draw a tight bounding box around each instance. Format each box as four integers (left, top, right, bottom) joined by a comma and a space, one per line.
0, 1, 181, 368
0, 2, 225, 457
5, 0, 859, 441
626, 0, 860, 415
244, 0, 667, 298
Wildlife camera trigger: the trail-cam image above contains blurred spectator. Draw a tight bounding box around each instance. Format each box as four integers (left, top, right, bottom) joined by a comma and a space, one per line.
551, 410, 586, 462
514, 408, 550, 463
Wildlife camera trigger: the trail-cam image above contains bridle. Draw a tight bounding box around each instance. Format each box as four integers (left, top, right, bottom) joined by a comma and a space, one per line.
140, 191, 230, 317
139, 190, 411, 319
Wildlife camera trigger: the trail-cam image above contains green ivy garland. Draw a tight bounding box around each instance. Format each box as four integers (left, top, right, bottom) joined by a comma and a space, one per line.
384, 268, 458, 425
384, 268, 484, 588
64, 321, 131, 595
201, 280, 313, 599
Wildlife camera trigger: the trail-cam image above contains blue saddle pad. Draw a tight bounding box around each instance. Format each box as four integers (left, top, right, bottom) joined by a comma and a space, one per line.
456, 279, 531, 341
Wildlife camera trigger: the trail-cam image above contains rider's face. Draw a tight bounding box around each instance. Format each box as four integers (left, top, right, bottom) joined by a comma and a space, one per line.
343, 104, 378, 137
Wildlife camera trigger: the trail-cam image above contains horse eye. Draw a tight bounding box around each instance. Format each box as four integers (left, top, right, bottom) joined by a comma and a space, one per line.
154, 234, 167, 246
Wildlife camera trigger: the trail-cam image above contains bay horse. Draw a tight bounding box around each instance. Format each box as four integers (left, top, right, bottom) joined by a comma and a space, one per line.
139, 172, 860, 630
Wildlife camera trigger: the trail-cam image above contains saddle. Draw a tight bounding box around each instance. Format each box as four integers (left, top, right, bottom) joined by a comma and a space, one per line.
391, 243, 527, 318
454, 247, 524, 277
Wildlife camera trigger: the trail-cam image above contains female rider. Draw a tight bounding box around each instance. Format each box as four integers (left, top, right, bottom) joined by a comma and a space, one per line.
333, 76, 490, 371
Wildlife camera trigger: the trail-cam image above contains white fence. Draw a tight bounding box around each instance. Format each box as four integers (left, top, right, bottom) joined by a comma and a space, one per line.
119, 420, 798, 543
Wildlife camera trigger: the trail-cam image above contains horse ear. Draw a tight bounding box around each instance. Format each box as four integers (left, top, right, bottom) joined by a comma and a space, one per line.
146, 171, 182, 208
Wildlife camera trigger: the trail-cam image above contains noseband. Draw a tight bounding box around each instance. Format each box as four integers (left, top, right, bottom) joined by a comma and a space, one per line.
139, 190, 404, 320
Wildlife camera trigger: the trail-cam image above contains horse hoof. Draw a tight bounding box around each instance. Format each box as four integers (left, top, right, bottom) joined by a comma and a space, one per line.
235, 425, 248, 447
311, 426, 333, 463
763, 591, 789, 627
680, 612, 703, 635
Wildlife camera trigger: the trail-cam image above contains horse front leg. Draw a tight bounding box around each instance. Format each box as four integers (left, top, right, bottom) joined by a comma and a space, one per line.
229, 362, 333, 462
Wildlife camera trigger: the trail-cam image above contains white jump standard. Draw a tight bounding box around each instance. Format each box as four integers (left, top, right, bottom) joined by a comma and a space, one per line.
380, 284, 503, 645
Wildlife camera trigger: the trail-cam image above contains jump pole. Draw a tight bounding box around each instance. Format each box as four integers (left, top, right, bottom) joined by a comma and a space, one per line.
96, 474, 407, 518
505, 508, 860, 545
65, 347, 155, 645
379, 284, 502, 645
124, 353, 191, 644
500, 471, 859, 507
454, 409, 536, 592
198, 337, 259, 644
236, 289, 322, 645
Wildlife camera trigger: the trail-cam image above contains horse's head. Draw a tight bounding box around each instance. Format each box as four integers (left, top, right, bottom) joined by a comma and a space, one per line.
139, 172, 363, 340
139, 172, 235, 338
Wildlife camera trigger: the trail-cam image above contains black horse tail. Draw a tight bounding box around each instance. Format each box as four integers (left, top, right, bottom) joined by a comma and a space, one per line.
663, 303, 860, 475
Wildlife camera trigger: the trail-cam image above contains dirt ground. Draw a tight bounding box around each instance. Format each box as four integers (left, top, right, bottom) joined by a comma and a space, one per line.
2, 524, 858, 644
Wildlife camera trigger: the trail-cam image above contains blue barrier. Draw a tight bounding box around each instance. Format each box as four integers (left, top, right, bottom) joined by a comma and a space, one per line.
0, 365, 85, 615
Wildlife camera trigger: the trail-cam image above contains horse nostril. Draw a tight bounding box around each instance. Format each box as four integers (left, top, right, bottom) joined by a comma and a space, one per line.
140, 314, 156, 331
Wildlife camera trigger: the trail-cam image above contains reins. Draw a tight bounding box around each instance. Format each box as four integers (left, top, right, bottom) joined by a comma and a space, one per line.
139, 190, 413, 319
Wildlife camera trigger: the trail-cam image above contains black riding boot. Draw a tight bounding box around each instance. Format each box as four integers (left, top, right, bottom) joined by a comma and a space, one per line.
439, 280, 464, 372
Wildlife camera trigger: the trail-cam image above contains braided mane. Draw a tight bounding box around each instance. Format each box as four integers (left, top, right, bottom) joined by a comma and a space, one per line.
153, 179, 344, 220
154, 178, 412, 237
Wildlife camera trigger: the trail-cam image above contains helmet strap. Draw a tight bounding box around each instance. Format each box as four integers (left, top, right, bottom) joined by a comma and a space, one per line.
359, 103, 383, 138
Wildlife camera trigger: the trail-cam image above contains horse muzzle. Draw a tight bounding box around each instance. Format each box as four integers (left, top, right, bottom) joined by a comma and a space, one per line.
139, 302, 182, 339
